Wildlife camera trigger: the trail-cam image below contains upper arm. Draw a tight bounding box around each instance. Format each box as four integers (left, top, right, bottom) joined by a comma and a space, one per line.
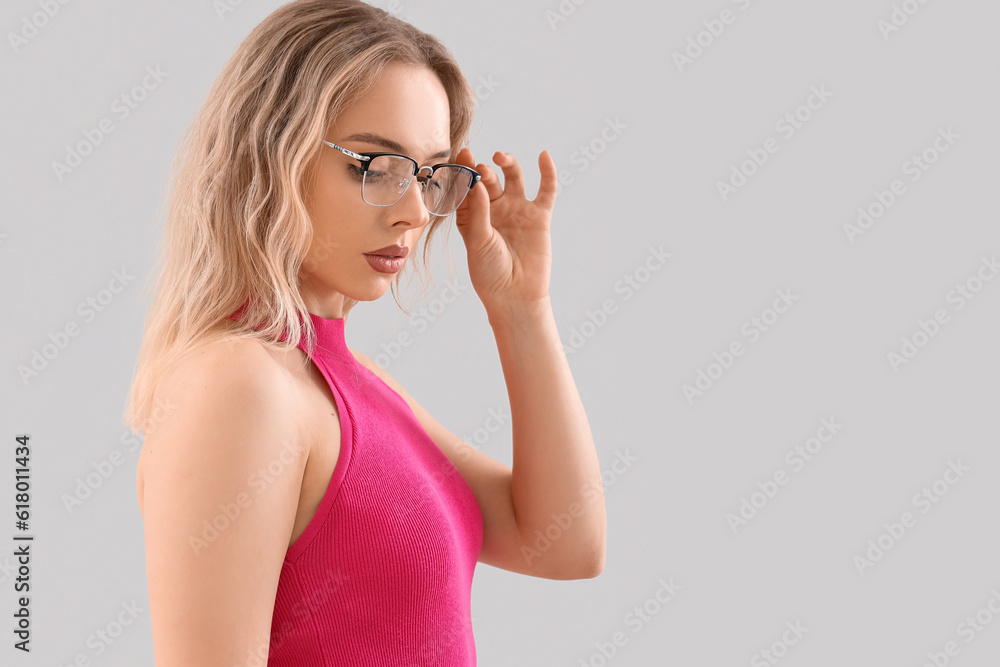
349, 348, 569, 579
138, 339, 307, 666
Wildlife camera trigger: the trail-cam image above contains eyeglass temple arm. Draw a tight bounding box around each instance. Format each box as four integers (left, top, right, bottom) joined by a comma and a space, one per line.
324, 141, 371, 162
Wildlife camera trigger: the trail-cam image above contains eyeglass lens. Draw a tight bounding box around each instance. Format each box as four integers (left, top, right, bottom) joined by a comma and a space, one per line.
362, 155, 473, 215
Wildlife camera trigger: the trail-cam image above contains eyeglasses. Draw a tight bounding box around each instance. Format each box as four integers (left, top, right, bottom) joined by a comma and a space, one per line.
324, 141, 482, 216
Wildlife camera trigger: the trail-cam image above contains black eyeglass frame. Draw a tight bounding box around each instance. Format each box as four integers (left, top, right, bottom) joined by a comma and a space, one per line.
323, 140, 482, 214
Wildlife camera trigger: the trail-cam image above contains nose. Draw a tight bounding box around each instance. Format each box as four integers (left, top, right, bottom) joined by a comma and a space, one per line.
391, 170, 432, 228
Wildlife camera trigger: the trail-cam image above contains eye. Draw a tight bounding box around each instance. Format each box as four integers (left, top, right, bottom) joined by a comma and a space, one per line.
418, 173, 442, 192
347, 164, 365, 181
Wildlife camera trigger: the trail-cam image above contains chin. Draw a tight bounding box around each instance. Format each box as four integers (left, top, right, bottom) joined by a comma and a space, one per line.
345, 280, 394, 303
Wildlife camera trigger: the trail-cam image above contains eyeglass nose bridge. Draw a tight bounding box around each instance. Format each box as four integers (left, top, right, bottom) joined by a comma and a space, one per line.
396, 164, 431, 200
387, 164, 436, 215
408, 164, 440, 200
412, 164, 435, 189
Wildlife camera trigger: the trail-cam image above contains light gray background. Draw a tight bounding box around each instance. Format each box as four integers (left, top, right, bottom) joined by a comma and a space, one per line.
2, 0, 999, 665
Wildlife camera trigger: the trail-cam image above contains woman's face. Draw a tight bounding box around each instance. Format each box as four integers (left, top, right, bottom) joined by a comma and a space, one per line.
299, 61, 453, 318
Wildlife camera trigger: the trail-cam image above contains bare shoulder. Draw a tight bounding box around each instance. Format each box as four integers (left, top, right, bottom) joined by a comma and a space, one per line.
136, 336, 306, 516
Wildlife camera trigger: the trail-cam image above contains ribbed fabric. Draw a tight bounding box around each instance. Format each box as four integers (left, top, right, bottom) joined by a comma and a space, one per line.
229, 308, 483, 665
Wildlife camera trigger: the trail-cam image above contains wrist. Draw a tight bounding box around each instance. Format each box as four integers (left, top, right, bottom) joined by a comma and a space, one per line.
487, 294, 551, 321
487, 295, 555, 335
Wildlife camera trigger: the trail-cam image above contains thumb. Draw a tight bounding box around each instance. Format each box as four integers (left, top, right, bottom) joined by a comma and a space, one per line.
453, 153, 493, 249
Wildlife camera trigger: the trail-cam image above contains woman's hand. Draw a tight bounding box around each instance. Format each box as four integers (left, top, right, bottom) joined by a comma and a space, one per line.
453, 148, 558, 322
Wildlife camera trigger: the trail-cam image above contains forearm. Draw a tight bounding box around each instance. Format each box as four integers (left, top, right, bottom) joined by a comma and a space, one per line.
489, 296, 606, 575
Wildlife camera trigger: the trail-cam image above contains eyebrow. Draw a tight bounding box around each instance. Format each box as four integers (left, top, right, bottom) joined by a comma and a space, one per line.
341, 132, 452, 162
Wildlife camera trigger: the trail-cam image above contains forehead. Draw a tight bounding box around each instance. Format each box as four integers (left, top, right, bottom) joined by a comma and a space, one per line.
330, 62, 452, 161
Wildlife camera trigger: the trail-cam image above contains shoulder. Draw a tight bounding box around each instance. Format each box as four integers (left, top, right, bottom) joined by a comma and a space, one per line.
137, 336, 307, 515
159, 336, 298, 415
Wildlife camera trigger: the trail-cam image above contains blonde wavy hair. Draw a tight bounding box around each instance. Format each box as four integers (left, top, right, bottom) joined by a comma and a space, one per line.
122, 0, 477, 434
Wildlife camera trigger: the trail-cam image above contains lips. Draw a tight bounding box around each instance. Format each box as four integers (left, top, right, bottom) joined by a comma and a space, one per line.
365, 244, 408, 259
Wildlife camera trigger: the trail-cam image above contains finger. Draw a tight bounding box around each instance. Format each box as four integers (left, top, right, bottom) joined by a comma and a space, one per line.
453, 146, 476, 170
493, 151, 526, 200
533, 149, 558, 211
455, 147, 495, 211
453, 148, 493, 246
477, 160, 504, 201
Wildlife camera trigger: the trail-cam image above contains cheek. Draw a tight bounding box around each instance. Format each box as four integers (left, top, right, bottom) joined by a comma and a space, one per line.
307, 171, 364, 252
312, 167, 352, 218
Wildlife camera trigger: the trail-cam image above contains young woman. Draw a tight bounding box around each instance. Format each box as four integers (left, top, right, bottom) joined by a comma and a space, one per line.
123, 1, 606, 664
